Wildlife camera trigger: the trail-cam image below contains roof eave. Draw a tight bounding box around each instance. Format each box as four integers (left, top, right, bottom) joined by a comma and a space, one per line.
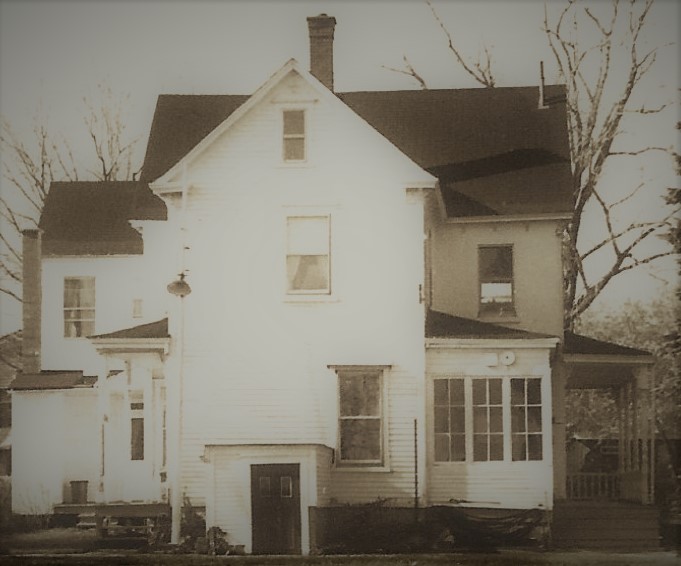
445, 212, 572, 224
563, 353, 654, 365
426, 337, 560, 349
91, 337, 170, 355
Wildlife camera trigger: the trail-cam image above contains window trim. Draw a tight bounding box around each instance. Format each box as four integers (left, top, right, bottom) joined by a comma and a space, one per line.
63, 276, 96, 338
432, 375, 544, 465
477, 244, 516, 319
285, 214, 331, 296
282, 109, 306, 163
330, 365, 390, 470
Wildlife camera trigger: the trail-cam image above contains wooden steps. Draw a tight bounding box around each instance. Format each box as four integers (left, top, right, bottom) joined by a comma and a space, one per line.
552, 501, 661, 552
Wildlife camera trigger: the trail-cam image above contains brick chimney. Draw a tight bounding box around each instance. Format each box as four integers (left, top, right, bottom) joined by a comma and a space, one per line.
22, 229, 42, 374
307, 14, 336, 91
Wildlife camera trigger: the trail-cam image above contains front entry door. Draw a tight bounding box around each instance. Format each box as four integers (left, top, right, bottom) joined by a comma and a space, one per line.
251, 463, 301, 554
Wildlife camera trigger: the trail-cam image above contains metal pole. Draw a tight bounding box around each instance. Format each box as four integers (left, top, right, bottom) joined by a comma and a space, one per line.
414, 418, 418, 511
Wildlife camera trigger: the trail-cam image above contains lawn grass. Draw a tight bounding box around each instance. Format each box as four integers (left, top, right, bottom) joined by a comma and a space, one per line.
0, 530, 678, 565
0, 550, 679, 566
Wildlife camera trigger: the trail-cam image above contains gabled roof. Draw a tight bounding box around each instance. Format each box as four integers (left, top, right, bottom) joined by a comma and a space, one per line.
141, 85, 572, 216
149, 60, 436, 188
563, 331, 651, 357
40, 181, 167, 256
141, 95, 249, 182
426, 310, 555, 340
91, 318, 169, 340
10, 371, 96, 391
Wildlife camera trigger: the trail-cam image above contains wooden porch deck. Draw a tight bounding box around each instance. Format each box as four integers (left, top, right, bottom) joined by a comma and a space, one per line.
552, 500, 661, 551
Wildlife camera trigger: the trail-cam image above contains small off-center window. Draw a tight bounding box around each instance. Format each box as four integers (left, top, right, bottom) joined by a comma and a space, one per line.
64, 277, 95, 337
479, 246, 516, 317
283, 110, 305, 161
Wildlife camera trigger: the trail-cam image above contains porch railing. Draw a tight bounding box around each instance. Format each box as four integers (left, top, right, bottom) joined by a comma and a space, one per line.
566, 473, 620, 500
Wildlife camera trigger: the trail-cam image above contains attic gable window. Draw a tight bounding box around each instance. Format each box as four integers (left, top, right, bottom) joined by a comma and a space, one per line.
283, 110, 305, 161
64, 277, 95, 337
478, 245, 516, 317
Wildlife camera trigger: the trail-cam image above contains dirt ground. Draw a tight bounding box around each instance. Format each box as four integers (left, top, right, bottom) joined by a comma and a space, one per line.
0, 530, 679, 565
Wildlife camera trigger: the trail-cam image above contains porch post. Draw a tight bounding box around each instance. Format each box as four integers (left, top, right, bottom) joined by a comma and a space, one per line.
636, 366, 654, 504
553, 361, 568, 500
618, 385, 625, 474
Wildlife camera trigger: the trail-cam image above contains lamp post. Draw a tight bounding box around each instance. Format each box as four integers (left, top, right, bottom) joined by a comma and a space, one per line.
167, 272, 191, 544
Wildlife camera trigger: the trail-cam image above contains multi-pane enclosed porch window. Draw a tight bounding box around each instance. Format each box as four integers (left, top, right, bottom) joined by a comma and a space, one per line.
433, 376, 543, 463
64, 277, 95, 337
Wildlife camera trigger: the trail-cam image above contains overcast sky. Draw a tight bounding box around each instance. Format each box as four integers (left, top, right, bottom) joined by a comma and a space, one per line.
0, 0, 679, 333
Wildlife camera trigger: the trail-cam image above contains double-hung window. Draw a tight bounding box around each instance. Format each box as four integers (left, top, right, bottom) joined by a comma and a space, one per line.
283, 110, 305, 162
337, 369, 383, 466
64, 277, 95, 337
130, 391, 144, 461
478, 245, 515, 317
286, 216, 330, 294
433, 376, 543, 463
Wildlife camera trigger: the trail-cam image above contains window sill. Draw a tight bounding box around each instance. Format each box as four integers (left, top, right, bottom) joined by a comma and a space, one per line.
334, 464, 391, 473
434, 459, 545, 466
284, 294, 339, 304
277, 161, 310, 169
477, 314, 520, 324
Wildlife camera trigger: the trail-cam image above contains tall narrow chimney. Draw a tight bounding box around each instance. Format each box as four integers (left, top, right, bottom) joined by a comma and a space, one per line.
22, 229, 41, 374
307, 14, 336, 91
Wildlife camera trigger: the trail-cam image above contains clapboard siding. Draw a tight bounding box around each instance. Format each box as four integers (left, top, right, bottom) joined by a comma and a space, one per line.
173, 71, 429, 505
12, 389, 99, 514
430, 219, 565, 337
328, 367, 420, 505
41, 255, 172, 374
425, 345, 554, 510
207, 444, 328, 554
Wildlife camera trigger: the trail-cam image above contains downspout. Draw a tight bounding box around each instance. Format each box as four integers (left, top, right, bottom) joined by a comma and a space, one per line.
168, 165, 191, 544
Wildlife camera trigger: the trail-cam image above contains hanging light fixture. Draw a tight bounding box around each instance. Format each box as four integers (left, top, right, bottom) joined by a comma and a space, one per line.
167, 272, 191, 297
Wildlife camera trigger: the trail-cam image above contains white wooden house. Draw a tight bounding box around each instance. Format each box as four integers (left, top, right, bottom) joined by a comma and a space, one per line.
11, 15, 659, 553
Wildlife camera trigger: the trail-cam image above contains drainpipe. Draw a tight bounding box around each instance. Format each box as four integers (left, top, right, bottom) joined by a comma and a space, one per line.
167, 169, 191, 544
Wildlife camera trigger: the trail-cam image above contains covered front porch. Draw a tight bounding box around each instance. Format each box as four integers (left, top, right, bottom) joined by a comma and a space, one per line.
562, 332, 655, 505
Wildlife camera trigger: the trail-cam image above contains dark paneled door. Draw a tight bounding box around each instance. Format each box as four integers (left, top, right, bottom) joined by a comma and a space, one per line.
250, 463, 301, 554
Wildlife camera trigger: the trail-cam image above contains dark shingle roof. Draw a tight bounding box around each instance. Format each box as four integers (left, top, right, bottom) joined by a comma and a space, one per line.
40, 181, 167, 256
140, 86, 572, 216
141, 94, 250, 182
91, 318, 169, 340
10, 370, 96, 391
426, 310, 555, 340
563, 331, 651, 357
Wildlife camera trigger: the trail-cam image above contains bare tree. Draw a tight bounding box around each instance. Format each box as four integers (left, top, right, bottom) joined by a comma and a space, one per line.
392, 0, 679, 329
0, 83, 139, 303
545, 0, 677, 328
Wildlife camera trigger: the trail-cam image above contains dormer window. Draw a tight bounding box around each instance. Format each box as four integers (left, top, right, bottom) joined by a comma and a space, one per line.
478, 245, 516, 318
283, 110, 305, 161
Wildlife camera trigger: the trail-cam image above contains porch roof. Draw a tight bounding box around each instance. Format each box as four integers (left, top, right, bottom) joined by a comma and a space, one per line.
91, 318, 169, 340
425, 310, 554, 340
9, 371, 96, 391
563, 332, 651, 357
